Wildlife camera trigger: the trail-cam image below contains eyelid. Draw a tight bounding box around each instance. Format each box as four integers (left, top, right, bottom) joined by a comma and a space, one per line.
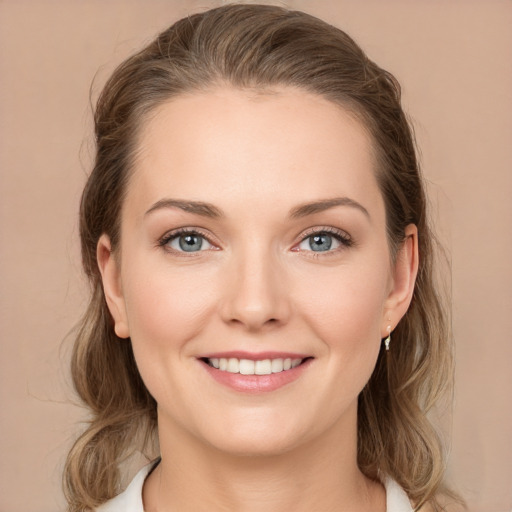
299, 225, 351, 240
156, 225, 352, 255
292, 226, 353, 253
157, 227, 220, 254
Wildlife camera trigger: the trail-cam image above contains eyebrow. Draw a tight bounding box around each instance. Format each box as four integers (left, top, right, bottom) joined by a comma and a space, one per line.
145, 196, 369, 220
289, 197, 370, 220
145, 199, 223, 218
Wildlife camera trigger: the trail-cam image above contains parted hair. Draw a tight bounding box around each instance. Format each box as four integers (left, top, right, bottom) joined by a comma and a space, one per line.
64, 4, 456, 511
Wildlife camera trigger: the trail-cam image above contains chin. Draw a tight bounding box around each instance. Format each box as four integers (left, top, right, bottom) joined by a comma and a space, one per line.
195, 411, 318, 458
206, 432, 300, 458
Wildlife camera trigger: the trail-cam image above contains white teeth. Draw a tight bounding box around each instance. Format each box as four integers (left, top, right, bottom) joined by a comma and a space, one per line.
239, 359, 254, 375
208, 357, 305, 375
271, 359, 284, 373
227, 358, 239, 373
255, 359, 272, 375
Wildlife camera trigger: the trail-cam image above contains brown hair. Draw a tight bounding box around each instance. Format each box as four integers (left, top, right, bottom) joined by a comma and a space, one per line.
64, 4, 457, 510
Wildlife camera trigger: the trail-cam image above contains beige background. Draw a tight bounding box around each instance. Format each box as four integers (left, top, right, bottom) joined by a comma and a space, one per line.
1, 1, 511, 511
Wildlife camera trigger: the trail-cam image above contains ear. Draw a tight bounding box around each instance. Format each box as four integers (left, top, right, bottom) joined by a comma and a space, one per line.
97, 234, 130, 339
382, 224, 419, 337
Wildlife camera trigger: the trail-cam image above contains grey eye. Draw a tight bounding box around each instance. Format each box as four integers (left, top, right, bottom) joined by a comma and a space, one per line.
298, 233, 341, 252
168, 233, 213, 252
309, 234, 332, 251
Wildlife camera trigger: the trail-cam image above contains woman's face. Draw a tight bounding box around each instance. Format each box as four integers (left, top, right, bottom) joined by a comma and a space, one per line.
99, 86, 416, 455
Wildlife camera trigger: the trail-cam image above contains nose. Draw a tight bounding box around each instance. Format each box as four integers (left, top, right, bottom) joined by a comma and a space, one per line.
219, 248, 291, 332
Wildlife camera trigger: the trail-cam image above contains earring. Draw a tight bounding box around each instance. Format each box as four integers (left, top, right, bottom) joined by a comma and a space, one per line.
384, 325, 391, 351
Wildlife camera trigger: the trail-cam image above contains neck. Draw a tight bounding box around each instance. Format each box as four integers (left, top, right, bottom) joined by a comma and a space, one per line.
143, 407, 385, 512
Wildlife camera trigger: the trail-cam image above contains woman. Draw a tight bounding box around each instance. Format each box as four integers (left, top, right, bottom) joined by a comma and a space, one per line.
64, 4, 458, 511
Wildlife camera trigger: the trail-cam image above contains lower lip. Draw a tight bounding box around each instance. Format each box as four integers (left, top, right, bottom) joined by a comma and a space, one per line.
200, 359, 312, 394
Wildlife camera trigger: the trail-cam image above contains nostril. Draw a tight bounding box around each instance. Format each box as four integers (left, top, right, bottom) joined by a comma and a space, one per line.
219, 280, 292, 330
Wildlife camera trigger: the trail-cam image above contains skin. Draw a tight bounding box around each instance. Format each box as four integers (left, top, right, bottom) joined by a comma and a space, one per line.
98, 86, 418, 511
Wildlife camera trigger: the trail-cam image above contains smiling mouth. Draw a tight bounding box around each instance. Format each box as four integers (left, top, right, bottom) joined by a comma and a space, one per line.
201, 357, 310, 375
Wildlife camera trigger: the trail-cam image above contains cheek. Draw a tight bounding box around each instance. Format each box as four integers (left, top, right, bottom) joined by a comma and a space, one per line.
303, 273, 387, 423
299, 262, 387, 331
121, 258, 218, 353
120, 258, 221, 412
295, 260, 389, 372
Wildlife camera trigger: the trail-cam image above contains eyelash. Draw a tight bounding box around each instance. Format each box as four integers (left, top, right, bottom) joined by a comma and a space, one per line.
157, 226, 353, 256
157, 227, 217, 256
297, 226, 353, 255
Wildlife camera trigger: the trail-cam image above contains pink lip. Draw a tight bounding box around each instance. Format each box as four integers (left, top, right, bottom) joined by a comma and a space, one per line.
198, 355, 313, 394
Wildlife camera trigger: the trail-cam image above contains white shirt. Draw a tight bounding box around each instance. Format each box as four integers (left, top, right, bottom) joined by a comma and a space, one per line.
96, 462, 413, 512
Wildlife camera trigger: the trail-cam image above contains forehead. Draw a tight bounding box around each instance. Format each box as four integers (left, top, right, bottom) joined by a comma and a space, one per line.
126, 86, 383, 219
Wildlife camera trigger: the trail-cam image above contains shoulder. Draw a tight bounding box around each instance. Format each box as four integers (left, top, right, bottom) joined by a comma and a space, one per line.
95, 462, 157, 512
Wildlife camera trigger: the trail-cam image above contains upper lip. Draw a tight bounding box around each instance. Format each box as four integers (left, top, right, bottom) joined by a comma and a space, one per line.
198, 351, 312, 360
